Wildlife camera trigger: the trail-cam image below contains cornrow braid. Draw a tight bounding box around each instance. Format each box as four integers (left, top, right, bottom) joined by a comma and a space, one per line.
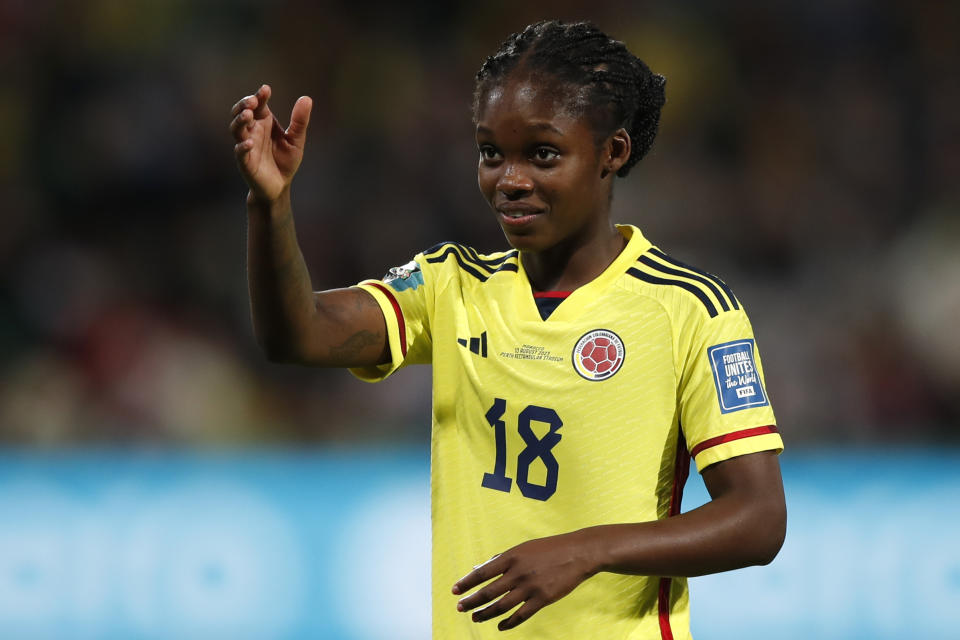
474, 20, 666, 177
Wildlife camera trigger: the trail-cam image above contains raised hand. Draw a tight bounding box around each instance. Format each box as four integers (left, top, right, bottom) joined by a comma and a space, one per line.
230, 84, 313, 203
452, 531, 599, 631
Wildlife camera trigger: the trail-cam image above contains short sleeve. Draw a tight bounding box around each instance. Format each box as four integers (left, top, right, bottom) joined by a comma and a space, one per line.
349, 255, 434, 382
678, 306, 783, 472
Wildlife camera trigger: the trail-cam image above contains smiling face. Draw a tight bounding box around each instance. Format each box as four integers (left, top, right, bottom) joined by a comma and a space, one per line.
475, 73, 629, 253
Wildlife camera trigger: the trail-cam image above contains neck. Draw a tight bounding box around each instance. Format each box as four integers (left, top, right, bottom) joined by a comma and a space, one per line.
523, 223, 626, 292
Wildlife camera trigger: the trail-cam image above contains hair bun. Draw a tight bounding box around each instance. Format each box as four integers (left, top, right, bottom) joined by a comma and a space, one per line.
651, 73, 666, 106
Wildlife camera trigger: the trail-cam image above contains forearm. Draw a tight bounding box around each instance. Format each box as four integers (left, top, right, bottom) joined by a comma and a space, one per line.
581, 489, 785, 578
452, 474, 785, 630
246, 189, 319, 361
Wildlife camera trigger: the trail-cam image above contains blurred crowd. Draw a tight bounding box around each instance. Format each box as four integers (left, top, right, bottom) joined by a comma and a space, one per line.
1, 0, 957, 446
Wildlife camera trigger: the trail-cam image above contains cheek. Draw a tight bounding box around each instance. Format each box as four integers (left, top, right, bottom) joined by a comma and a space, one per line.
539, 171, 578, 208
562, 163, 602, 203
477, 167, 497, 200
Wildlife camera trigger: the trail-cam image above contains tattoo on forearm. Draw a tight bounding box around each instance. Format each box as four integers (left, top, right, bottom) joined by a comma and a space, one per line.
329, 330, 381, 361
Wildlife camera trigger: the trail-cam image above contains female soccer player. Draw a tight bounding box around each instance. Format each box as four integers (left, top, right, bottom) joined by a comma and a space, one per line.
231, 20, 785, 640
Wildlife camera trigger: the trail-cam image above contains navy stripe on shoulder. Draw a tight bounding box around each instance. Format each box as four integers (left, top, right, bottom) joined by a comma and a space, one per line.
424, 242, 514, 270
626, 267, 719, 317
488, 249, 519, 273
424, 241, 457, 256
447, 244, 512, 276
425, 246, 490, 281
463, 245, 517, 268
638, 255, 730, 312
423, 242, 518, 282
649, 248, 739, 309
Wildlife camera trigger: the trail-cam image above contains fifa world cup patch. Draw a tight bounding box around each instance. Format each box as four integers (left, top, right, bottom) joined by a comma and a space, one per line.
382, 260, 423, 291
572, 329, 625, 381
707, 339, 769, 413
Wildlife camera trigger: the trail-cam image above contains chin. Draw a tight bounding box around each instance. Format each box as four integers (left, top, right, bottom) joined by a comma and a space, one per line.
499, 226, 543, 252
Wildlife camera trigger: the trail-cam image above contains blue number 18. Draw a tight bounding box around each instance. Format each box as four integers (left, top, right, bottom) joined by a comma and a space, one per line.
481, 398, 563, 502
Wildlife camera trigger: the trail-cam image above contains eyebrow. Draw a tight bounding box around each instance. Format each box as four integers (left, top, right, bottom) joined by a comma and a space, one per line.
476, 122, 565, 136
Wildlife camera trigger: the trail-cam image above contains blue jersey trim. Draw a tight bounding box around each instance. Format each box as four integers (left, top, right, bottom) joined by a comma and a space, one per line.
626, 267, 719, 317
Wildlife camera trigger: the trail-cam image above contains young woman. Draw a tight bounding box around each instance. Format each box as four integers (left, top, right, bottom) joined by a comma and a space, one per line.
230, 20, 785, 640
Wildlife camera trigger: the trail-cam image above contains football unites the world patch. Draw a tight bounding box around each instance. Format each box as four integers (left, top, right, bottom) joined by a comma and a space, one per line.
382, 260, 424, 292
572, 330, 625, 381
707, 339, 769, 413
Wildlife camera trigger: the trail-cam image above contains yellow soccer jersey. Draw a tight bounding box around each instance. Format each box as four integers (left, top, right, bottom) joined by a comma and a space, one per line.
350, 225, 783, 640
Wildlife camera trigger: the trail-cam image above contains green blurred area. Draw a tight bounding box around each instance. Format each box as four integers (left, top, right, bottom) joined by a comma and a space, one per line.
1, 0, 958, 445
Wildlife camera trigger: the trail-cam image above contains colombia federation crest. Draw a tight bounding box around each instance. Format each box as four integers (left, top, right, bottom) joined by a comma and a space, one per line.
572, 329, 625, 381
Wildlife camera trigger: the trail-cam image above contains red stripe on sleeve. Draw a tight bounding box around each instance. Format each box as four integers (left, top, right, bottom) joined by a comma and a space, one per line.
658, 430, 690, 640
367, 282, 407, 358
689, 425, 778, 458
658, 578, 674, 640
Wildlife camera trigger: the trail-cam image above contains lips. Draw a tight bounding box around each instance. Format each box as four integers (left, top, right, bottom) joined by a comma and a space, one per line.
497, 203, 544, 227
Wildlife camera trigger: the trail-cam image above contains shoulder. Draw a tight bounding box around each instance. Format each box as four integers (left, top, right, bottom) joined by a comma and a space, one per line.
622, 245, 741, 320
420, 241, 520, 283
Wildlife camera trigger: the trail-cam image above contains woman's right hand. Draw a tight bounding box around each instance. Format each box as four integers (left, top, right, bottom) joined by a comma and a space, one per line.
230, 84, 313, 204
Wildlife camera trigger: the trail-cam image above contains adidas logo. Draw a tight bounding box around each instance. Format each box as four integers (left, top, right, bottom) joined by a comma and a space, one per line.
457, 331, 488, 357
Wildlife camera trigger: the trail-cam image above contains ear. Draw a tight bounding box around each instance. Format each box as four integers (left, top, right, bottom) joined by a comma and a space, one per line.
600, 128, 631, 179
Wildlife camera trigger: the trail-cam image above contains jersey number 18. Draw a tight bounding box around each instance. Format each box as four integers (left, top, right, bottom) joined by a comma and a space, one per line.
481, 398, 562, 501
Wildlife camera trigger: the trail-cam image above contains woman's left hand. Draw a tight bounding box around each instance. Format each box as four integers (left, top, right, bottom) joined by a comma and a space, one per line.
452, 530, 600, 631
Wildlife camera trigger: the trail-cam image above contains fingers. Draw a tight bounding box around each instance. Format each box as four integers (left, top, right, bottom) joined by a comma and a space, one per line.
497, 599, 541, 631
229, 85, 271, 124
452, 553, 505, 596
456, 573, 543, 630
230, 108, 255, 141
285, 96, 313, 146
470, 589, 526, 624
229, 95, 250, 118
230, 85, 267, 118
251, 84, 272, 118
456, 574, 511, 613
233, 139, 254, 158
229, 85, 312, 148
229, 85, 266, 147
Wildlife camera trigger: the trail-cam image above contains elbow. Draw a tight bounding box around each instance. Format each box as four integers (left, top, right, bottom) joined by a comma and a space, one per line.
754, 530, 785, 567
752, 501, 787, 566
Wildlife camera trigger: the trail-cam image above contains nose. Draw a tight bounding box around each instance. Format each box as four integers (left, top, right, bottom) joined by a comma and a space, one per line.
496, 162, 534, 199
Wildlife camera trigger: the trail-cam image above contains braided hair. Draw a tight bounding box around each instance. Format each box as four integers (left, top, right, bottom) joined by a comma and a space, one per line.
474, 20, 666, 177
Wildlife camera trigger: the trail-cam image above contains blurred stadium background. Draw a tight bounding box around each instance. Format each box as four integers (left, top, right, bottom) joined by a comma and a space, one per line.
1, 0, 958, 638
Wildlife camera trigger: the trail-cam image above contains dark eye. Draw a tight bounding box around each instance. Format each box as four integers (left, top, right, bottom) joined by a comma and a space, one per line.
533, 147, 559, 163
479, 145, 501, 162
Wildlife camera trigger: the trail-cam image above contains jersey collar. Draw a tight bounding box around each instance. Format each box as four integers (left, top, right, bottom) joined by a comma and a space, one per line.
512, 224, 652, 323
